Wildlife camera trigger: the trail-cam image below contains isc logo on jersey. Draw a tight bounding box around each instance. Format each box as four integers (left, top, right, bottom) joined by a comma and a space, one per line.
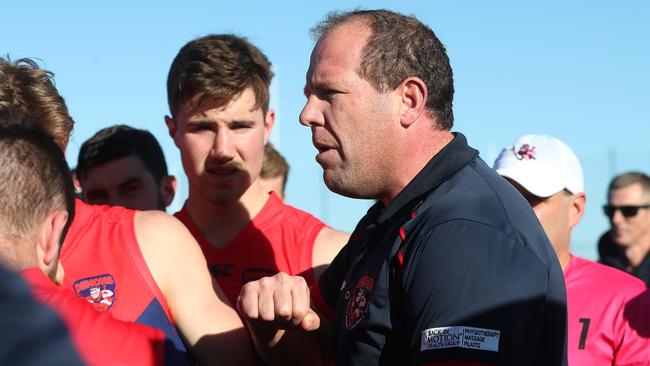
72, 274, 117, 312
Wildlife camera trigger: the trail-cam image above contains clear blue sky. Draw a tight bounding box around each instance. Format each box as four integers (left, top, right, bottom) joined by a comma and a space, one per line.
2, 1, 649, 259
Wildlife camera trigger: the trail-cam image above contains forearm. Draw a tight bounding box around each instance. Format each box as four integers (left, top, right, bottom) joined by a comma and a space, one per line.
191, 326, 257, 366
247, 323, 330, 366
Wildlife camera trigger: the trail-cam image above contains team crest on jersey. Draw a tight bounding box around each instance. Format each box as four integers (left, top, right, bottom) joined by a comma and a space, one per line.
72, 274, 117, 312
511, 144, 536, 160
345, 274, 375, 330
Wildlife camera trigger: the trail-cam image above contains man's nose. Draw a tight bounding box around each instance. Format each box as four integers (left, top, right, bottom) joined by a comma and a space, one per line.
611, 208, 626, 225
211, 130, 236, 160
299, 96, 325, 127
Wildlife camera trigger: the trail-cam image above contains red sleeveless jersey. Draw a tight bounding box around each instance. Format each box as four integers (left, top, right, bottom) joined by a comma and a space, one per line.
175, 192, 326, 306
60, 199, 189, 360
22, 268, 165, 366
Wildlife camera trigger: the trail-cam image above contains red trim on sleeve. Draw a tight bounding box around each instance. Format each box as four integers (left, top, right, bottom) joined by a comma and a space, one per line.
397, 249, 405, 266
310, 281, 336, 322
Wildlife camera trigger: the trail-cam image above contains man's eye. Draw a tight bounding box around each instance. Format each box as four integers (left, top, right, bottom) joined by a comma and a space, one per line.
322, 90, 339, 98
122, 185, 141, 195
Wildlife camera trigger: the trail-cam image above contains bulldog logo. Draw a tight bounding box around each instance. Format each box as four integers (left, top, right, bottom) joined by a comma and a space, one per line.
345, 274, 375, 330
72, 274, 117, 312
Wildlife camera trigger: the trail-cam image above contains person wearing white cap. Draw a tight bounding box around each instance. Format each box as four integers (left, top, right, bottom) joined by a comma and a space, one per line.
494, 134, 650, 366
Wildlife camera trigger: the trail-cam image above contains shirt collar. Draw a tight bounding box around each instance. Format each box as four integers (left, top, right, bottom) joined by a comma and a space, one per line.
376, 132, 478, 226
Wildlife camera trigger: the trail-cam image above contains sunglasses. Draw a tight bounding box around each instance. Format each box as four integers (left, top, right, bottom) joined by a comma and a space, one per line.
603, 204, 650, 218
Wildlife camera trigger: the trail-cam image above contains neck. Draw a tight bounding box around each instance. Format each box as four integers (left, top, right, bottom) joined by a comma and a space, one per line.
0, 239, 36, 272
379, 128, 454, 206
556, 246, 571, 272
623, 240, 650, 270
185, 180, 270, 248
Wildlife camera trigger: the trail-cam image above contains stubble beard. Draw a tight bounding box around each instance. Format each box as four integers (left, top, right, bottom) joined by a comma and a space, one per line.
322, 160, 380, 200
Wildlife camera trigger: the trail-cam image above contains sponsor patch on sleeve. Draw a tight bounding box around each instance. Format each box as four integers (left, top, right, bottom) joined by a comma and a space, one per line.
421, 326, 500, 352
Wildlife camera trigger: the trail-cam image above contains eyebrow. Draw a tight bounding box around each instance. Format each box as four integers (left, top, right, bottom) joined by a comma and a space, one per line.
229, 119, 257, 127
187, 118, 258, 127
304, 79, 345, 97
186, 119, 214, 127
118, 177, 143, 188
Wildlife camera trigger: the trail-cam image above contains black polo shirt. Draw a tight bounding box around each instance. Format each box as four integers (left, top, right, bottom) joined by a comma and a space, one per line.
313, 133, 568, 365
598, 231, 650, 285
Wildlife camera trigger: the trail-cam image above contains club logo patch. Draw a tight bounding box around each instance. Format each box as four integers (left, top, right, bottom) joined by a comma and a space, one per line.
345, 274, 375, 330
72, 274, 117, 312
512, 144, 536, 160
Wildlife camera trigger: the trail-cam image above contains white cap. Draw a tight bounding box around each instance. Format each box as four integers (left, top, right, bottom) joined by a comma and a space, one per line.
493, 134, 584, 198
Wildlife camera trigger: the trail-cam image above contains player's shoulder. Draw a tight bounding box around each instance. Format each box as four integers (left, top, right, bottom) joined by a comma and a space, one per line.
64, 200, 135, 255
134, 210, 191, 247
571, 256, 646, 296
269, 194, 326, 230
134, 210, 207, 287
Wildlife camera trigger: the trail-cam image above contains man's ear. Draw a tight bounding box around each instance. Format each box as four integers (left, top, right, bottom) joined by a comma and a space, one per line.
161, 175, 177, 208
164, 115, 178, 145
263, 109, 276, 145
398, 77, 427, 128
568, 192, 586, 230
37, 210, 68, 275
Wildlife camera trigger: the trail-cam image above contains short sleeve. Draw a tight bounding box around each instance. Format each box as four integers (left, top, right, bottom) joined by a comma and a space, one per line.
400, 220, 567, 365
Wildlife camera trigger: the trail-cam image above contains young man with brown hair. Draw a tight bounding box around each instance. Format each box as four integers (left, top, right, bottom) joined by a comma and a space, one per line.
0, 57, 255, 365
165, 34, 349, 308
0, 123, 174, 365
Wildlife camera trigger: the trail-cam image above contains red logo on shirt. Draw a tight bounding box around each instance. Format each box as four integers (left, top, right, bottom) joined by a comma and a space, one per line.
345, 274, 375, 330
72, 274, 117, 312
512, 144, 536, 160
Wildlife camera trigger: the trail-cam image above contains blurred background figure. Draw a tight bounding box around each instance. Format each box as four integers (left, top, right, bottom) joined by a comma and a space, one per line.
260, 142, 289, 200
495, 135, 650, 365
76, 125, 176, 211
598, 172, 650, 285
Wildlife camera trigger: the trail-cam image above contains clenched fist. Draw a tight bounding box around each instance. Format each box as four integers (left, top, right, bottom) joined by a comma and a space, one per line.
238, 272, 320, 331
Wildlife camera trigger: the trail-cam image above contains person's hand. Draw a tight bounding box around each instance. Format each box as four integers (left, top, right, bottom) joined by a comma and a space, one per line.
238, 272, 320, 331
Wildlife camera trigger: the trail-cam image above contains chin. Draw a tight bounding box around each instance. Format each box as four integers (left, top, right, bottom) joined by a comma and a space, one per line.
323, 174, 372, 200
199, 185, 245, 206
209, 195, 241, 206
613, 235, 630, 247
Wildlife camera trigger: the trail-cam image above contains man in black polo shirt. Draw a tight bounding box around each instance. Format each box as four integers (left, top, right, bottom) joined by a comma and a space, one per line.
238, 9, 568, 365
